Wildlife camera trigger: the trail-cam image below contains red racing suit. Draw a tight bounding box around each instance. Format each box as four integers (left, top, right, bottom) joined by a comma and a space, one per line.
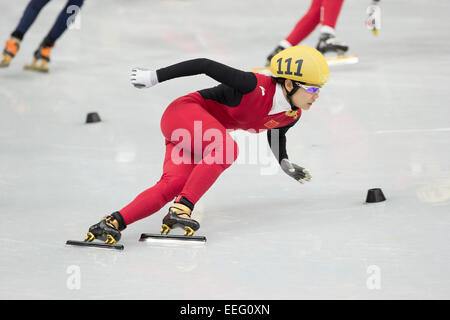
120, 59, 301, 225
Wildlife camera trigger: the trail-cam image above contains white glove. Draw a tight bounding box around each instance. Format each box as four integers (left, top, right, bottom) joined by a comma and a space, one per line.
130, 68, 159, 89
366, 3, 381, 35
280, 158, 312, 184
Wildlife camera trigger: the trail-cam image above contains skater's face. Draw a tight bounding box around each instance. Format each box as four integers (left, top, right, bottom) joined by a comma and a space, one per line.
283, 80, 320, 110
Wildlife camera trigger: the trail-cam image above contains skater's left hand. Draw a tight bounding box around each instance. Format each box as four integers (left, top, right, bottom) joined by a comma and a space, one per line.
280, 159, 312, 184
366, 2, 381, 35
130, 68, 159, 89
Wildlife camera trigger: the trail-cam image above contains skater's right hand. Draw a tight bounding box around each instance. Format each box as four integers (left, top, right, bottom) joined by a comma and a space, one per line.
366, 2, 381, 35
280, 159, 312, 184
130, 68, 159, 89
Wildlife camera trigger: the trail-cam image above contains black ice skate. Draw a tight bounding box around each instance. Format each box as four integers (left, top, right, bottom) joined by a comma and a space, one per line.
316, 33, 358, 66
265, 45, 286, 66
161, 203, 200, 236
85, 212, 126, 244
139, 202, 206, 244
66, 212, 126, 250
316, 32, 349, 55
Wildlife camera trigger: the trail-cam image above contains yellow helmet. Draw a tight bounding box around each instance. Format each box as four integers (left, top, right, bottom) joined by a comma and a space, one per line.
269, 46, 329, 87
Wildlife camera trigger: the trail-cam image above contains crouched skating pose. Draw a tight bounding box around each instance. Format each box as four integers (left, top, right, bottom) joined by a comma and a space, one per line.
86, 46, 329, 244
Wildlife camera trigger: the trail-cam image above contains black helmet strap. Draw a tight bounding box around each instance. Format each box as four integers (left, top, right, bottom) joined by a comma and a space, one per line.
283, 79, 300, 110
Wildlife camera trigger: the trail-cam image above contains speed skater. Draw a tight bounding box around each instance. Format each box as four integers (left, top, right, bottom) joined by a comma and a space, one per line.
0, 0, 84, 71
266, 0, 381, 65
85, 46, 330, 244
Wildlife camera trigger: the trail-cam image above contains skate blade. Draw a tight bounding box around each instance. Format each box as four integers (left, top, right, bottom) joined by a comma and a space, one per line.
24, 59, 49, 73
251, 66, 273, 76
139, 233, 206, 245
66, 240, 124, 250
326, 55, 359, 66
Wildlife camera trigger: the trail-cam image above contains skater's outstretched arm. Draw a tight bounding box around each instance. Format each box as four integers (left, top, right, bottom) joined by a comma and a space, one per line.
267, 120, 311, 184
131, 58, 257, 93
267, 119, 298, 164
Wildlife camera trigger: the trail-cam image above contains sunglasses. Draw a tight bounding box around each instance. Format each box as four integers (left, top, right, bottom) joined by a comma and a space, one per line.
294, 82, 320, 94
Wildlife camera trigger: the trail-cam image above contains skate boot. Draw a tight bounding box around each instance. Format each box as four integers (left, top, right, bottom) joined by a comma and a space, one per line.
0, 37, 21, 68
161, 199, 200, 236
24, 40, 53, 73
316, 33, 349, 56
85, 212, 127, 245
266, 45, 286, 67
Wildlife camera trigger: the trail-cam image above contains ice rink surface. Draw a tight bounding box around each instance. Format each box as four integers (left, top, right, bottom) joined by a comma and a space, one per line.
0, 0, 449, 299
